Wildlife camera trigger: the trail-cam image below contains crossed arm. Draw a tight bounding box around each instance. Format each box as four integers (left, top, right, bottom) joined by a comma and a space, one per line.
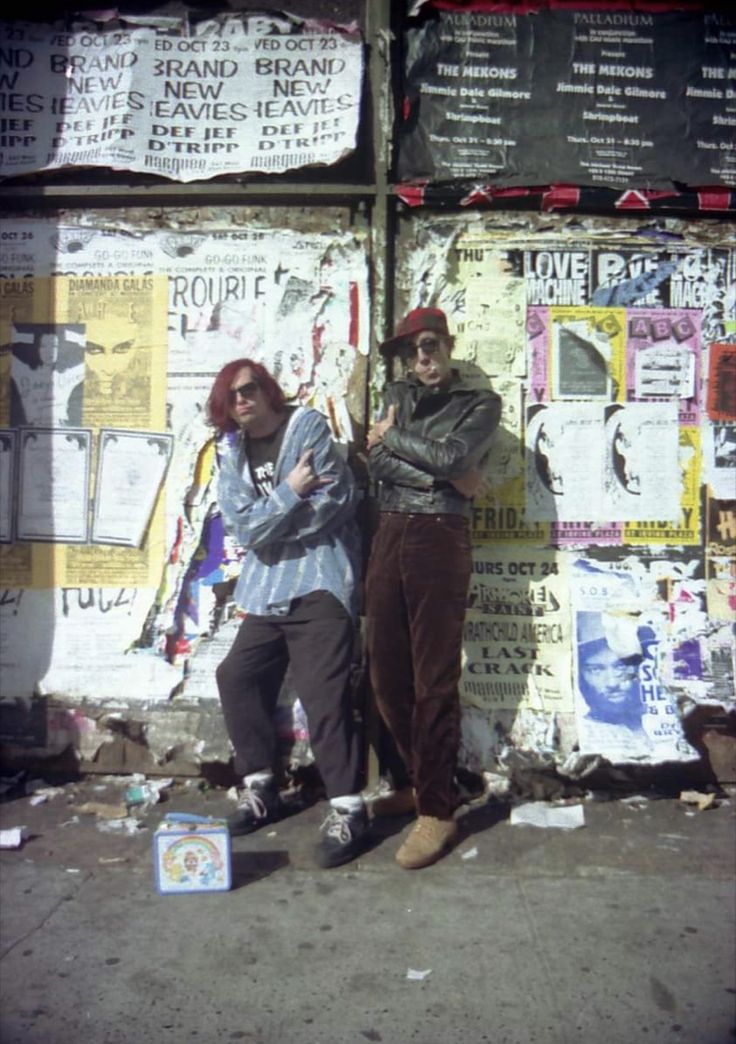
367, 390, 500, 498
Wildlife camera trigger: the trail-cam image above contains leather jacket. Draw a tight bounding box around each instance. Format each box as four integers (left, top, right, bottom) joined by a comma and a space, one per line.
369, 371, 502, 517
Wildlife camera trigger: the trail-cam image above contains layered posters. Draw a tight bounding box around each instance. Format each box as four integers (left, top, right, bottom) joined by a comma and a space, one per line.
0, 13, 362, 182
0, 218, 369, 699
571, 562, 696, 765
399, 7, 736, 189
0, 221, 369, 595
460, 545, 573, 717
0, 274, 169, 587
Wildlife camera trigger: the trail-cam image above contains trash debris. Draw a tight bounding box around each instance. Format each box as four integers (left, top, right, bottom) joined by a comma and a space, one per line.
510, 801, 586, 830
620, 794, 650, 809
460, 846, 478, 860
76, 801, 128, 819
406, 968, 432, 981
95, 817, 145, 836
0, 826, 28, 849
679, 790, 718, 811
28, 786, 65, 806
482, 771, 512, 800
65, 867, 81, 874
124, 777, 173, 811
98, 856, 128, 864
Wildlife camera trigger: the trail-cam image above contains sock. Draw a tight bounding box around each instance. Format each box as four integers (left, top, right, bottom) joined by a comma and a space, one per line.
244, 770, 274, 789
330, 793, 364, 814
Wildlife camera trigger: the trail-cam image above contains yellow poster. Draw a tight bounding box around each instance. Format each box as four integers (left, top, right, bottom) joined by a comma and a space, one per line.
624, 427, 701, 546
0, 275, 169, 588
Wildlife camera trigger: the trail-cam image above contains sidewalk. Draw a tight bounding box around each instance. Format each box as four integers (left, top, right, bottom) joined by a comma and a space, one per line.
1, 774, 734, 1044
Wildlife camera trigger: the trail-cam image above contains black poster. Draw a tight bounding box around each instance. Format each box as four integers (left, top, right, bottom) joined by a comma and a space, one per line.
398, 8, 736, 189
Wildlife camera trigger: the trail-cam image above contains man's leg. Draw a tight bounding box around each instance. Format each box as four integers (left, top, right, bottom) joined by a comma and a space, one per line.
284, 592, 368, 867
402, 515, 471, 817
216, 615, 290, 835
216, 614, 288, 777
365, 514, 416, 779
283, 593, 361, 798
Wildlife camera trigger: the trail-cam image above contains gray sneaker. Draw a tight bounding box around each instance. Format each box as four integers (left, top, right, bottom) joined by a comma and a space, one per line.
227, 780, 286, 837
313, 804, 369, 869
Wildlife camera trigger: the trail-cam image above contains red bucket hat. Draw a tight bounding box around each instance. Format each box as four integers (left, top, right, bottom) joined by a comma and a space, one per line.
379, 307, 451, 356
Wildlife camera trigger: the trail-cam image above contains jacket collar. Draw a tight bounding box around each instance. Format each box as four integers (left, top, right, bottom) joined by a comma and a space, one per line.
399, 369, 477, 395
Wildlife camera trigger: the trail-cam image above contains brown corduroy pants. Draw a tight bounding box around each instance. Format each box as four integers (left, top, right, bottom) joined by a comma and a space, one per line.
365, 511, 472, 818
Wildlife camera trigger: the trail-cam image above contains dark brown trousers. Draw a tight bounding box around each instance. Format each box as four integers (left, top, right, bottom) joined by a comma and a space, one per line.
365, 512, 472, 818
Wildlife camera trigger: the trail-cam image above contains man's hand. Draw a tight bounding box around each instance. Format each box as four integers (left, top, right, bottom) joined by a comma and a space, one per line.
286, 449, 333, 497
366, 404, 397, 449
450, 467, 488, 499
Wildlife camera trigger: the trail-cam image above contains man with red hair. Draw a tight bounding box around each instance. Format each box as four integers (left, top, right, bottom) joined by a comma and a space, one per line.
208, 358, 367, 869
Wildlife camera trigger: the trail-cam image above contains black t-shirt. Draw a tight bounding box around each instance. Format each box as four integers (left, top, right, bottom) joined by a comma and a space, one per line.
246, 411, 290, 497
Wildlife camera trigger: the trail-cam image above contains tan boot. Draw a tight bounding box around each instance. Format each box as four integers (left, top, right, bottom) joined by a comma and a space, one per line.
370, 787, 416, 818
395, 815, 458, 869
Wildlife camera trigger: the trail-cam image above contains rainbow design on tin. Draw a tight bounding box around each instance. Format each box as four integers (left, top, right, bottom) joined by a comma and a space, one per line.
162, 833, 226, 889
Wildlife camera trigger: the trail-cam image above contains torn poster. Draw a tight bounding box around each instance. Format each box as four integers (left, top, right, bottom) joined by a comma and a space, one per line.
626, 308, 701, 426
705, 493, 736, 625
623, 426, 701, 546
706, 343, 736, 422
462, 546, 573, 714
92, 430, 173, 547
472, 476, 550, 544
528, 305, 626, 403
604, 402, 680, 522
438, 237, 527, 376
17, 428, 92, 544
0, 430, 16, 543
571, 563, 697, 765
8, 323, 86, 428
398, 8, 736, 190
0, 15, 363, 183
704, 421, 736, 501
525, 402, 606, 522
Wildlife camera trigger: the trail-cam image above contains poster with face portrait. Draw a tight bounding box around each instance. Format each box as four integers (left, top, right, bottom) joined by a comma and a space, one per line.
571, 563, 697, 765
603, 402, 680, 522
525, 402, 606, 522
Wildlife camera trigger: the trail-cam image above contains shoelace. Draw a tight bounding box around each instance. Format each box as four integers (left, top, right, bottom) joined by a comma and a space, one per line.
320, 808, 354, 844
239, 787, 269, 820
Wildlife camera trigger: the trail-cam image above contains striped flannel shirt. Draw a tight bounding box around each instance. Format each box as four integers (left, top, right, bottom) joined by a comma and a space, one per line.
216, 406, 360, 618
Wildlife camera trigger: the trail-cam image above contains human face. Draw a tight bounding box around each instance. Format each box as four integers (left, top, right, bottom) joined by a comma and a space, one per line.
38, 333, 60, 368
86, 338, 135, 395
406, 332, 453, 388
581, 644, 639, 707
228, 365, 271, 432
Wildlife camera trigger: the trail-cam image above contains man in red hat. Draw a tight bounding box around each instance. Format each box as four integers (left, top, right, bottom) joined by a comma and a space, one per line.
365, 306, 501, 869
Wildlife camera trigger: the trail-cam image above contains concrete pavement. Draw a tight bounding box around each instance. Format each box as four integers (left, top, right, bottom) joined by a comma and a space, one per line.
1, 775, 734, 1044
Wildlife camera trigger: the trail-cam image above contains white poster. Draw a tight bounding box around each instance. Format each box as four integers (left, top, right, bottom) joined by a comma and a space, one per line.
604, 402, 680, 521
0, 430, 16, 543
17, 428, 91, 543
525, 402, 605, 522
0, 15, 363, 183
92, 430, 173, 547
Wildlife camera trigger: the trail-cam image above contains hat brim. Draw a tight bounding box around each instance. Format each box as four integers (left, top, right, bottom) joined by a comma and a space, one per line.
378, 332, 412, 357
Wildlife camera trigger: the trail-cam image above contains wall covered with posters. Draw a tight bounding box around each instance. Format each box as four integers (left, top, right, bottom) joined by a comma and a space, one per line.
0, 210, 370, 733
388, 212, 735, 775
0, 1, 734, 780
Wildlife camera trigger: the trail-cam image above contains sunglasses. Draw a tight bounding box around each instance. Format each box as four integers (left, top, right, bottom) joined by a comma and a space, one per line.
229, 380, 260, 402
404, 336, 441, 357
